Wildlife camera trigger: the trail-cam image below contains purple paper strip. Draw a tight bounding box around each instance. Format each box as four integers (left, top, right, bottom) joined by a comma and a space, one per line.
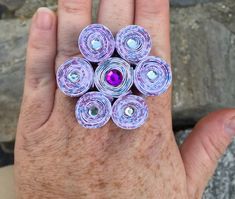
116, 25, 152, 64
57, 57, 94, 97
134, 56, 172, 96
78, 24, 115, 63
75, 92, 112, 129
112, 94, 148, 130
94, 57, 134, 98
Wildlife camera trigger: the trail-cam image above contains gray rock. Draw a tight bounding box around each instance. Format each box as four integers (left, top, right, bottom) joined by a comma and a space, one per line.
0, 0, 25, 11
176, 130, 235, 199
0, 19, 29, 142
171, 1, 235, 127
170, 0, 220, 7
15, 0, 57, 18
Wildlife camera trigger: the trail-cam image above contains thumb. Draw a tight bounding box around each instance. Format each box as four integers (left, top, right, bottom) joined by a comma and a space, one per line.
180, 109, 235, 198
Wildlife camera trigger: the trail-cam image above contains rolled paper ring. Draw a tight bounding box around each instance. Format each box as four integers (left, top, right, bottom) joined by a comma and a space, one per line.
94, 57, 134, 98
134, 56, 172, 96
57, 57, 94, 97
112, 94, 148, 130
78, 24, 115, 63
75, 92, 112, 129
116, 25, 152, 64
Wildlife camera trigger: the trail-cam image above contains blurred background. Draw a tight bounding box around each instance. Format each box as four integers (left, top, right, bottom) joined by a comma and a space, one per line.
0, 0, 234, 198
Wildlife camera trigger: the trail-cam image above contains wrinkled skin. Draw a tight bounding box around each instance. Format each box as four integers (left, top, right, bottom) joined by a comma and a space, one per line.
15, 0, 235, 199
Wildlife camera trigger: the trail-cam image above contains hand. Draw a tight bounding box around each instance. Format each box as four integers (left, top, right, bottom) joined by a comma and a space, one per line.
15, 0, 235, 198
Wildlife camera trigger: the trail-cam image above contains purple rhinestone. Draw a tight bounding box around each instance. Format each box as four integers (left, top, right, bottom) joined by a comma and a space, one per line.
105, 69, 123, 87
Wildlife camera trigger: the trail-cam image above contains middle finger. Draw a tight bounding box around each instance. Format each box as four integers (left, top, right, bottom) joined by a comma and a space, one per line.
98, 0, 134, 34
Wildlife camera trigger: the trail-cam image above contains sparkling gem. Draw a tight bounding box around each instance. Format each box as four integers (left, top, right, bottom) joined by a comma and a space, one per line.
67, 71, 80, 83
147, 70, 158, 80
124, 107, 134, 117
89, 106, 99, 116
91, 39, 102, 50
127, 38, 139, 50
105, 69, 123, 87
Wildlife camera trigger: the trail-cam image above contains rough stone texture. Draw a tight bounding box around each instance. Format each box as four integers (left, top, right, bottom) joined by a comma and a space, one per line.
170, 0, 220, 7
0, 0, 25, 11
171, 0, 235, 128
0, 19, 29, 141
15, 0, 57, 18
176, 130, 235, 199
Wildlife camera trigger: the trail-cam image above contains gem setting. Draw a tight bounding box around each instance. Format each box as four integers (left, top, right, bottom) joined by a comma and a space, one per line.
105, 69, 123, 87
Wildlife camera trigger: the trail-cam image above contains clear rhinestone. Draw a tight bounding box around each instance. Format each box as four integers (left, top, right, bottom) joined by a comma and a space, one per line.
67, 72, 80, 83
124, 107, 134, 117
91, 39, 102, 50
127, 38, 138, 50
89, 106, 99, 117
147, 70, 158, 80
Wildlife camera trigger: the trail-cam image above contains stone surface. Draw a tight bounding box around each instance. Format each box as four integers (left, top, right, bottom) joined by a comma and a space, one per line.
176, 129, 235, 199
15, 0, 57, 18
0, 19, 29, 141
171, 0, 235, 128
170, 0, 220, 7
0, 0, 25, 11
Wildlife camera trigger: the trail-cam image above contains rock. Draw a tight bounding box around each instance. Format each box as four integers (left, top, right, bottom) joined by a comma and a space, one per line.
171, 1, 235, 128
0, 19, 29, 142
176, 130, 235, 199
0, 0, 25, 11
15, 0, 57, 18
170, 0, 220, 7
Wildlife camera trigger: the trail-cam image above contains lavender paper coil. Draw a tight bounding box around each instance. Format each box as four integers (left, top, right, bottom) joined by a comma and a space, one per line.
94, 57, 134, 98
57, 57, 94, 97
112, 94, 148, 130
116, 25, 152, 64
75, 92, 112, 129
134, 56, 172, 96
78, 24, 115, 63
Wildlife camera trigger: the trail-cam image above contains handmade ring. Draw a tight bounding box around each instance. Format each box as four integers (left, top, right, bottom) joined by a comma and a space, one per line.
78, 24, 115, 63
112, 94, 148, 130
94, 57, 134, 98
75, 92, 112, 129
116, 25, 152, 64
134, 56, 172, 96
57, 57, 94, 97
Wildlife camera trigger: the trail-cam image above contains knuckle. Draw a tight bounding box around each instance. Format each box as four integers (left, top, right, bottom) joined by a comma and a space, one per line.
200, 134, 225, 164
61, 0, 90, 14
29, 38, 52, 52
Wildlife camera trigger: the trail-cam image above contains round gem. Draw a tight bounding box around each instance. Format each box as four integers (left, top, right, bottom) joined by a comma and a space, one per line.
127, 38, 138, 50
91, 39, 102, 50
105, 69, 123, 87
147, 70, 158, 80
124, 107, 134, 117
89, 106, 99, 117
67, 71, 80, 83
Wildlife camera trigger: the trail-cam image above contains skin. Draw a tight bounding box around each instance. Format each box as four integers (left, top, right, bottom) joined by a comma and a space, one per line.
15, 0, 235, 199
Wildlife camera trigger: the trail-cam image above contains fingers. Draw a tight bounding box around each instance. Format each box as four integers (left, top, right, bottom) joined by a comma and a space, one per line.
135, 0, 172, 132
20, 8, 57, 130
98, 0, 134, 34
57, 0, 92, 60
135, 0, 171, 62
180, 109, 235, 198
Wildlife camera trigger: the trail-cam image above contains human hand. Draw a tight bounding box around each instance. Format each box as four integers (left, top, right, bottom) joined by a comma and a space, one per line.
15, 0, 235, 198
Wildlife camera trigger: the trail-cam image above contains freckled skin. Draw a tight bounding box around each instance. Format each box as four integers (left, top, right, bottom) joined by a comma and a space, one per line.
15, 93, 189, 199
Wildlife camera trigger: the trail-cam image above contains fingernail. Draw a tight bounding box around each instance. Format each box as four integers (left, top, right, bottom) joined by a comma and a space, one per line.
36, 8, 53, 30
225, 116, 235, 137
